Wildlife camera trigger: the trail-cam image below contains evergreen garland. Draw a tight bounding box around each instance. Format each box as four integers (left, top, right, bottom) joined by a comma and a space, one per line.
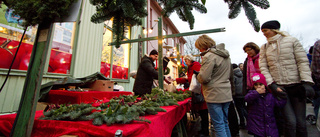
39, 87, 191, 126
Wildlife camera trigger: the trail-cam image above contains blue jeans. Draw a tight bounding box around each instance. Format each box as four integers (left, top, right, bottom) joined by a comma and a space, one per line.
207, 102, 231, 137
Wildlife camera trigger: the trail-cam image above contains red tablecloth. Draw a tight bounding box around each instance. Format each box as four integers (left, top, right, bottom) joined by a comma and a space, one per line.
47, 90, 133, 104
0, 98, 191, 137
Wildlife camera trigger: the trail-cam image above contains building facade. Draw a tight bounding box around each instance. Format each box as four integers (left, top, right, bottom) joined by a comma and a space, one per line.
0, 0, 185, 113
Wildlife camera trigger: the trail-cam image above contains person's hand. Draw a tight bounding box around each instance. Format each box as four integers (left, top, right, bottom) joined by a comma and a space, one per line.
302, 82, 315, 99
269, 82, 287, 99
164, 78, 171, 84
256, 86, 266, 94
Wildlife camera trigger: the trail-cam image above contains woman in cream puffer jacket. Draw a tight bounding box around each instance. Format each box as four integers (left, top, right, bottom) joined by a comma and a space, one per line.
259, 20, 314, 137
259, 32, 313, 85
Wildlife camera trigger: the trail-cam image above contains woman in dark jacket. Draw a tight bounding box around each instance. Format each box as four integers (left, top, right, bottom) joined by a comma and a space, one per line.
176, 55, 209, 136
242, 42, 261, 94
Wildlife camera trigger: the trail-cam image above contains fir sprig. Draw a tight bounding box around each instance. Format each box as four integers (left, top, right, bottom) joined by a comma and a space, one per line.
39, 87, 190, 126
6, 0, 78, 27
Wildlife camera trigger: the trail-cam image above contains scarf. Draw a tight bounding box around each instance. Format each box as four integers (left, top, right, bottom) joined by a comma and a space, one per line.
246, 53, 260, 89
267, 34, 282, 49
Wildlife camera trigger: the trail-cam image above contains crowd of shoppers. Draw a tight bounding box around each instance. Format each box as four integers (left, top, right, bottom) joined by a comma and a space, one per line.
183, 20, 318, 137
132, 19, 318, 137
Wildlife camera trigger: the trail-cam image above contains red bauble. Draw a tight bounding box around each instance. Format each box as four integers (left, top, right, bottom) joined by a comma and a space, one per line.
100, 63, 107, 75
52, 52, 72, 70
8, 42, 31, 69
0, 48, 13, 69
112, 65, 118, 71
18, 53, 32, 70
105, 63, 110, 71
21, 43, 33, 54
112, 70, 120, 78
120, 67, 128, 79
48, 50, 58, 72
104, 70, 110, 78
53, 68, 68, 74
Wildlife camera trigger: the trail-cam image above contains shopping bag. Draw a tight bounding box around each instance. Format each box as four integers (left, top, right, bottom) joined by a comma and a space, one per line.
189, 74, 201, 94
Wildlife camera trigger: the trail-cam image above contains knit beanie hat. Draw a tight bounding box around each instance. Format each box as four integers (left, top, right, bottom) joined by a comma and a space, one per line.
261, 20, 281, 30
149, 49, 158, 55
251, 73, 267, 87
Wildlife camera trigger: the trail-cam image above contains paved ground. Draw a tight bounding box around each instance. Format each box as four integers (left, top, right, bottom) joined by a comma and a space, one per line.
207, 103, 320, 137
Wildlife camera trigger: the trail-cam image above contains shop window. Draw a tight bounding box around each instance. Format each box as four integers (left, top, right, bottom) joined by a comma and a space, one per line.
47, 22, 76, 74
100, 20, 130, 80
0, 5, 38, 70
173, 65, 178, 79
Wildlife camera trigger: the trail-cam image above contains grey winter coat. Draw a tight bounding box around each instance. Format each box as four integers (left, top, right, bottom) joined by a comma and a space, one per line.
233, 68, 244, 98
197, 43, 233, 103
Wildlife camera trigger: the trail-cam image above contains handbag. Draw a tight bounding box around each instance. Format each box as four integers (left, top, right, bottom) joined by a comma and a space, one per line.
189, 74, 201, 94
192, 93, 205, 104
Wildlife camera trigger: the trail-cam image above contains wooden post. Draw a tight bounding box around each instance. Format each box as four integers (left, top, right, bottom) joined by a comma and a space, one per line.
158, 17, 164, 89
10, 22, 53, 137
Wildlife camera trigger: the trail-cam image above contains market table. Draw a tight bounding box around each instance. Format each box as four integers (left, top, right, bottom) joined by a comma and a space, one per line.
0, 98, 191, 137
47, 90, 134, 104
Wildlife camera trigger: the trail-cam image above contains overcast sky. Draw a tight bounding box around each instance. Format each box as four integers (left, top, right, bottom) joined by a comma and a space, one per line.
169, 0, 320, 64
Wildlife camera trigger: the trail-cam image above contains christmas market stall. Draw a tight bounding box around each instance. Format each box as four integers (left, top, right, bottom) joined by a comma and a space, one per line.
0, 88, 191, 137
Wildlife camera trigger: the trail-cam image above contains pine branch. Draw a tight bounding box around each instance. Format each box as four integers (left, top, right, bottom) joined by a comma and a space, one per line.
121, 0, 135, 18
248, 0, 270, 9
242, 2, 260, 32
186, 2, 207, 14
176, 8, 188, 21
228, 1, 241, 19
182, 6, 195, 29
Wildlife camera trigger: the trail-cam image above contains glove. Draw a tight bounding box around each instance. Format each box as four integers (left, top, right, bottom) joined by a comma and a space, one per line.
268, 83, 287, 99
302, 82, 315, 99
193, 70, 199, 76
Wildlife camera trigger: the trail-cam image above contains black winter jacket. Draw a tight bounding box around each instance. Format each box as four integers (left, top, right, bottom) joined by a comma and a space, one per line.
133, 55, 158, 96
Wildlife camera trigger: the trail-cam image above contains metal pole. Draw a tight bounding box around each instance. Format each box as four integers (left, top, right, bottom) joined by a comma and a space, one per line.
109, 28, 225, 45
158, 17, 164, 89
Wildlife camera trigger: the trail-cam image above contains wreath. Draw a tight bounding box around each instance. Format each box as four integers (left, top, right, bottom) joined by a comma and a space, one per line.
164, 67, 170, 75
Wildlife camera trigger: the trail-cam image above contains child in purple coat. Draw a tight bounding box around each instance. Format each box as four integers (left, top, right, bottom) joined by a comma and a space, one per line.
245, 73, 287, 137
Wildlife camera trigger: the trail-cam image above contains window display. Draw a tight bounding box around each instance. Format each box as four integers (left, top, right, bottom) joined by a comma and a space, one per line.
0, 5, 75, 74
0, 5, 37, 70
48, 23, 75, 74
100, 20, 129, 79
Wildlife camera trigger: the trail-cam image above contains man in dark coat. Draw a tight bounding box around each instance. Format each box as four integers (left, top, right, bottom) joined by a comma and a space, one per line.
133, 50, 159, 96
